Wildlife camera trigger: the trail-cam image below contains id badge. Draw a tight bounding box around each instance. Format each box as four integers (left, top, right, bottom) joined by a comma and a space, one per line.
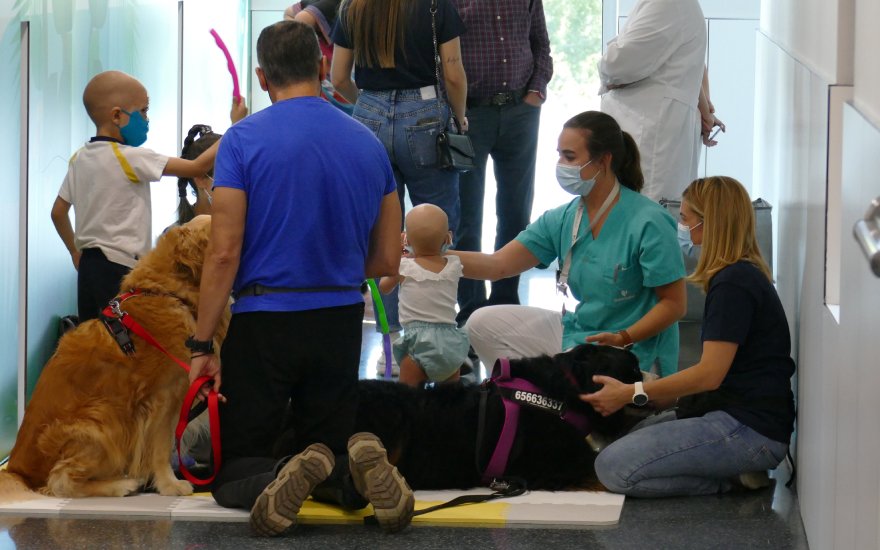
555, 270, 580, 315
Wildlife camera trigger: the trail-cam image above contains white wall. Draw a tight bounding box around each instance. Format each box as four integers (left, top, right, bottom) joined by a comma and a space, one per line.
755, 0, 880, 549
853, 0, 880, 126
760, 0, 853, 84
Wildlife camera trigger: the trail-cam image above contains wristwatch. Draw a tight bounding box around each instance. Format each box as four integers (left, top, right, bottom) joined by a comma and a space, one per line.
185, 335, 214, 354
632, 381, 649, 407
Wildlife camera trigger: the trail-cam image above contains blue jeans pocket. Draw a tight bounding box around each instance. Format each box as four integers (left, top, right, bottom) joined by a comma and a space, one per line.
405, 119, 443, 168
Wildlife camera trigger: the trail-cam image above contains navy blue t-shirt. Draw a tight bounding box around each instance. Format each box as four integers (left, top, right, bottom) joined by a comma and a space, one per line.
331, 0, 465, 90
213, 96, 396, 314
700, 261, 796, 443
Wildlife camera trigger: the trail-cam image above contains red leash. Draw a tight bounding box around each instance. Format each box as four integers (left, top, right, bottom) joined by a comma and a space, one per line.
101, 290, 221, 486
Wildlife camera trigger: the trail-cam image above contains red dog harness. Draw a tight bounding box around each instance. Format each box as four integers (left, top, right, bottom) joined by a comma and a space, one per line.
101, 289, 221, 486
480, 357, 592, 485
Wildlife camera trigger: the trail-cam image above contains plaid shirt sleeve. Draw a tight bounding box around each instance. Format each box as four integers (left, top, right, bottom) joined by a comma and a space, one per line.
526, 0, 553, 95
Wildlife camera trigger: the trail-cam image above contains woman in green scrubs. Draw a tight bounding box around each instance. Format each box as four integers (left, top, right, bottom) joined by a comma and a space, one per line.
452, 111, 686, 377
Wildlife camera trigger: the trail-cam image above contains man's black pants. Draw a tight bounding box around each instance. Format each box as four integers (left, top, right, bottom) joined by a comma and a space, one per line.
211, 304, 366, 510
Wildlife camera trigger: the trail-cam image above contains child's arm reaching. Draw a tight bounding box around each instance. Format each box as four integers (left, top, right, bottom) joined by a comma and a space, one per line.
165, 98, 247, 178
164, 140, 220, 178
378, 275, 403, 294
231, 97, 248, 124
50, 196, 80, 270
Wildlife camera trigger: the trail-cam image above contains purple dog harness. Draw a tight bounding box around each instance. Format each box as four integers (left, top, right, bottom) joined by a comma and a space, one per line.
481, 357, 593, 485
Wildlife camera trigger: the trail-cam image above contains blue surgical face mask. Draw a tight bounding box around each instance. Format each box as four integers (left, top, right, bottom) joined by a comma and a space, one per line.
119, 109, 149, 147
677, 221, 703, 254
556, 159, 599, 196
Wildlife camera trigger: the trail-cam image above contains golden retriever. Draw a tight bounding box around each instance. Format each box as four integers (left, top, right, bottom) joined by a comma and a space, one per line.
0, 215, 227, 501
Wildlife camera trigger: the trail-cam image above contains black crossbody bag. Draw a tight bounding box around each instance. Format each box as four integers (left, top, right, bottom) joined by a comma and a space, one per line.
431, 0, 475, 172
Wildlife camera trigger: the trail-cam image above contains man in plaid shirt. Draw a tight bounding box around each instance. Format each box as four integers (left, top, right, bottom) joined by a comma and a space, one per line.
452, 0, 553, 327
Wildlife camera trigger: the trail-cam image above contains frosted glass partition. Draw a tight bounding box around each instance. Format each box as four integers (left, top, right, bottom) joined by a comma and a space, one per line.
0, 2, 22, 458
0, 0, 247, 458
22, 1, 179, 399
249, 9, 285, 115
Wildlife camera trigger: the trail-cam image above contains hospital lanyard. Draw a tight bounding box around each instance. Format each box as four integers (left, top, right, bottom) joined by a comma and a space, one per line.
556, 182, 620, 299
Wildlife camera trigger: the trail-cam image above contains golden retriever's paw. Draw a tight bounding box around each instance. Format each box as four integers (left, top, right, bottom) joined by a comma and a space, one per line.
156, 479, 193, 496
108, 478, 141, 497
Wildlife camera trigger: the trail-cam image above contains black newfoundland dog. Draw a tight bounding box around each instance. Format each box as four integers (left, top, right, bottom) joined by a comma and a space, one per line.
352, 344, 643, 491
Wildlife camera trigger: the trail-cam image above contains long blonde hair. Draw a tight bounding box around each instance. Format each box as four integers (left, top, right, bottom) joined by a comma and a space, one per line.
683, 176, 772, 292
344, 0, 409, 69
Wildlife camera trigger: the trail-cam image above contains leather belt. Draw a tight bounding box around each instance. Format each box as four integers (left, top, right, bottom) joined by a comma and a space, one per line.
467, 88, 526, 108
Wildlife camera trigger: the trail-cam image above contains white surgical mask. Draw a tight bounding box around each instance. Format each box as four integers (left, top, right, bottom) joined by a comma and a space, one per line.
677, 220, 703, 254
556, 159, 599, 196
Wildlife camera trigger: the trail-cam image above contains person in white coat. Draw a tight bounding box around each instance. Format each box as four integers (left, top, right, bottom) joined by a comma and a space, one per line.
599, 0, 708, 202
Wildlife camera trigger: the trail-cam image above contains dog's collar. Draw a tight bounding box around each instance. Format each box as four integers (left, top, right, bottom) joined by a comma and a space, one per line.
100, 289, 196, 356
101, 290, 145, 355
481, 357, 592, 484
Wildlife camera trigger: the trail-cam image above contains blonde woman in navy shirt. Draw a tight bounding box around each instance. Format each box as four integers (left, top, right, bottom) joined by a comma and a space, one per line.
583, 176, 795, 496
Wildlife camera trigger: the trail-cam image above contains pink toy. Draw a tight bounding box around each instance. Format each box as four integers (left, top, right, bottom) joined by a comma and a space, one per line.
209, 28, 242, 104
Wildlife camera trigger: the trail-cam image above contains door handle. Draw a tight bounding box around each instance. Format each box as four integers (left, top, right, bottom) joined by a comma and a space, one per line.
853, 196, 880, 277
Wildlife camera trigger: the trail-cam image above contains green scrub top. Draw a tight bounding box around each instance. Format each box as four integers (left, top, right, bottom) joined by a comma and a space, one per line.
516, 185, 686, 376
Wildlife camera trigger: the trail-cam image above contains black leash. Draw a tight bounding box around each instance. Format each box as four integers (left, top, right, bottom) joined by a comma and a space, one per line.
412, 478, 528, 516
363, 478, 528, 526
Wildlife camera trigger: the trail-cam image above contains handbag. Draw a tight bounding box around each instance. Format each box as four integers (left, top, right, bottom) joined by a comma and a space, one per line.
431, 0, 475, 172
436, 120, 476, 172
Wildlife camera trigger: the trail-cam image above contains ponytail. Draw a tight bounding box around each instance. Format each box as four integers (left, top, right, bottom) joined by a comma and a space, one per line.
176, 180, 196, 225
563, 111, 645, 193
177, 124, 221, 225
617, 131, 644, 192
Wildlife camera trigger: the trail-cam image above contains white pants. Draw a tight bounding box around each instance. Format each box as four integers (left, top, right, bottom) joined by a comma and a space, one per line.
465, 305, 563, 372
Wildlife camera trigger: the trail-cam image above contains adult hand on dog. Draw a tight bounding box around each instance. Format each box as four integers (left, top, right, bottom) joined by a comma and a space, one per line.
585, 331, 626, 348
189, 353, 226, 403
580, 375, 630, 417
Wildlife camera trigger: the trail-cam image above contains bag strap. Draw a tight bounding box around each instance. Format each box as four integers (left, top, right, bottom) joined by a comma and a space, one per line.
430, 0, 443, 124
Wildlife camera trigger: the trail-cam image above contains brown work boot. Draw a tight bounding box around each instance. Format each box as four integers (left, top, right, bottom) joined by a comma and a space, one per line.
348, 432, 414, 533
249, 443, 335, 537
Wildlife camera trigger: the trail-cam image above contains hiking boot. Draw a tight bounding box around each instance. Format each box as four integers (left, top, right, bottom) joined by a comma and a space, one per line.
348, 432, 414, 533
249, 443, 335, 537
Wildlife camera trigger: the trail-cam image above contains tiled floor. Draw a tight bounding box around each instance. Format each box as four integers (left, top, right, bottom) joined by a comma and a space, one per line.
0, 268, 810, 549
0, 467, 809, 549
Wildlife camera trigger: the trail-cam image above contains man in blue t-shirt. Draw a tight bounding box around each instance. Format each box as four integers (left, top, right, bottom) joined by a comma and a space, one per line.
187, 21, 412, 536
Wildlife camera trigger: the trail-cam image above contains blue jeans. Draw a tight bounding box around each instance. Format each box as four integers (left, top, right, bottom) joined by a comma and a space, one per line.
595, 410, 789, 497
353, 88, 461, 332
455, 100, 541, 325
